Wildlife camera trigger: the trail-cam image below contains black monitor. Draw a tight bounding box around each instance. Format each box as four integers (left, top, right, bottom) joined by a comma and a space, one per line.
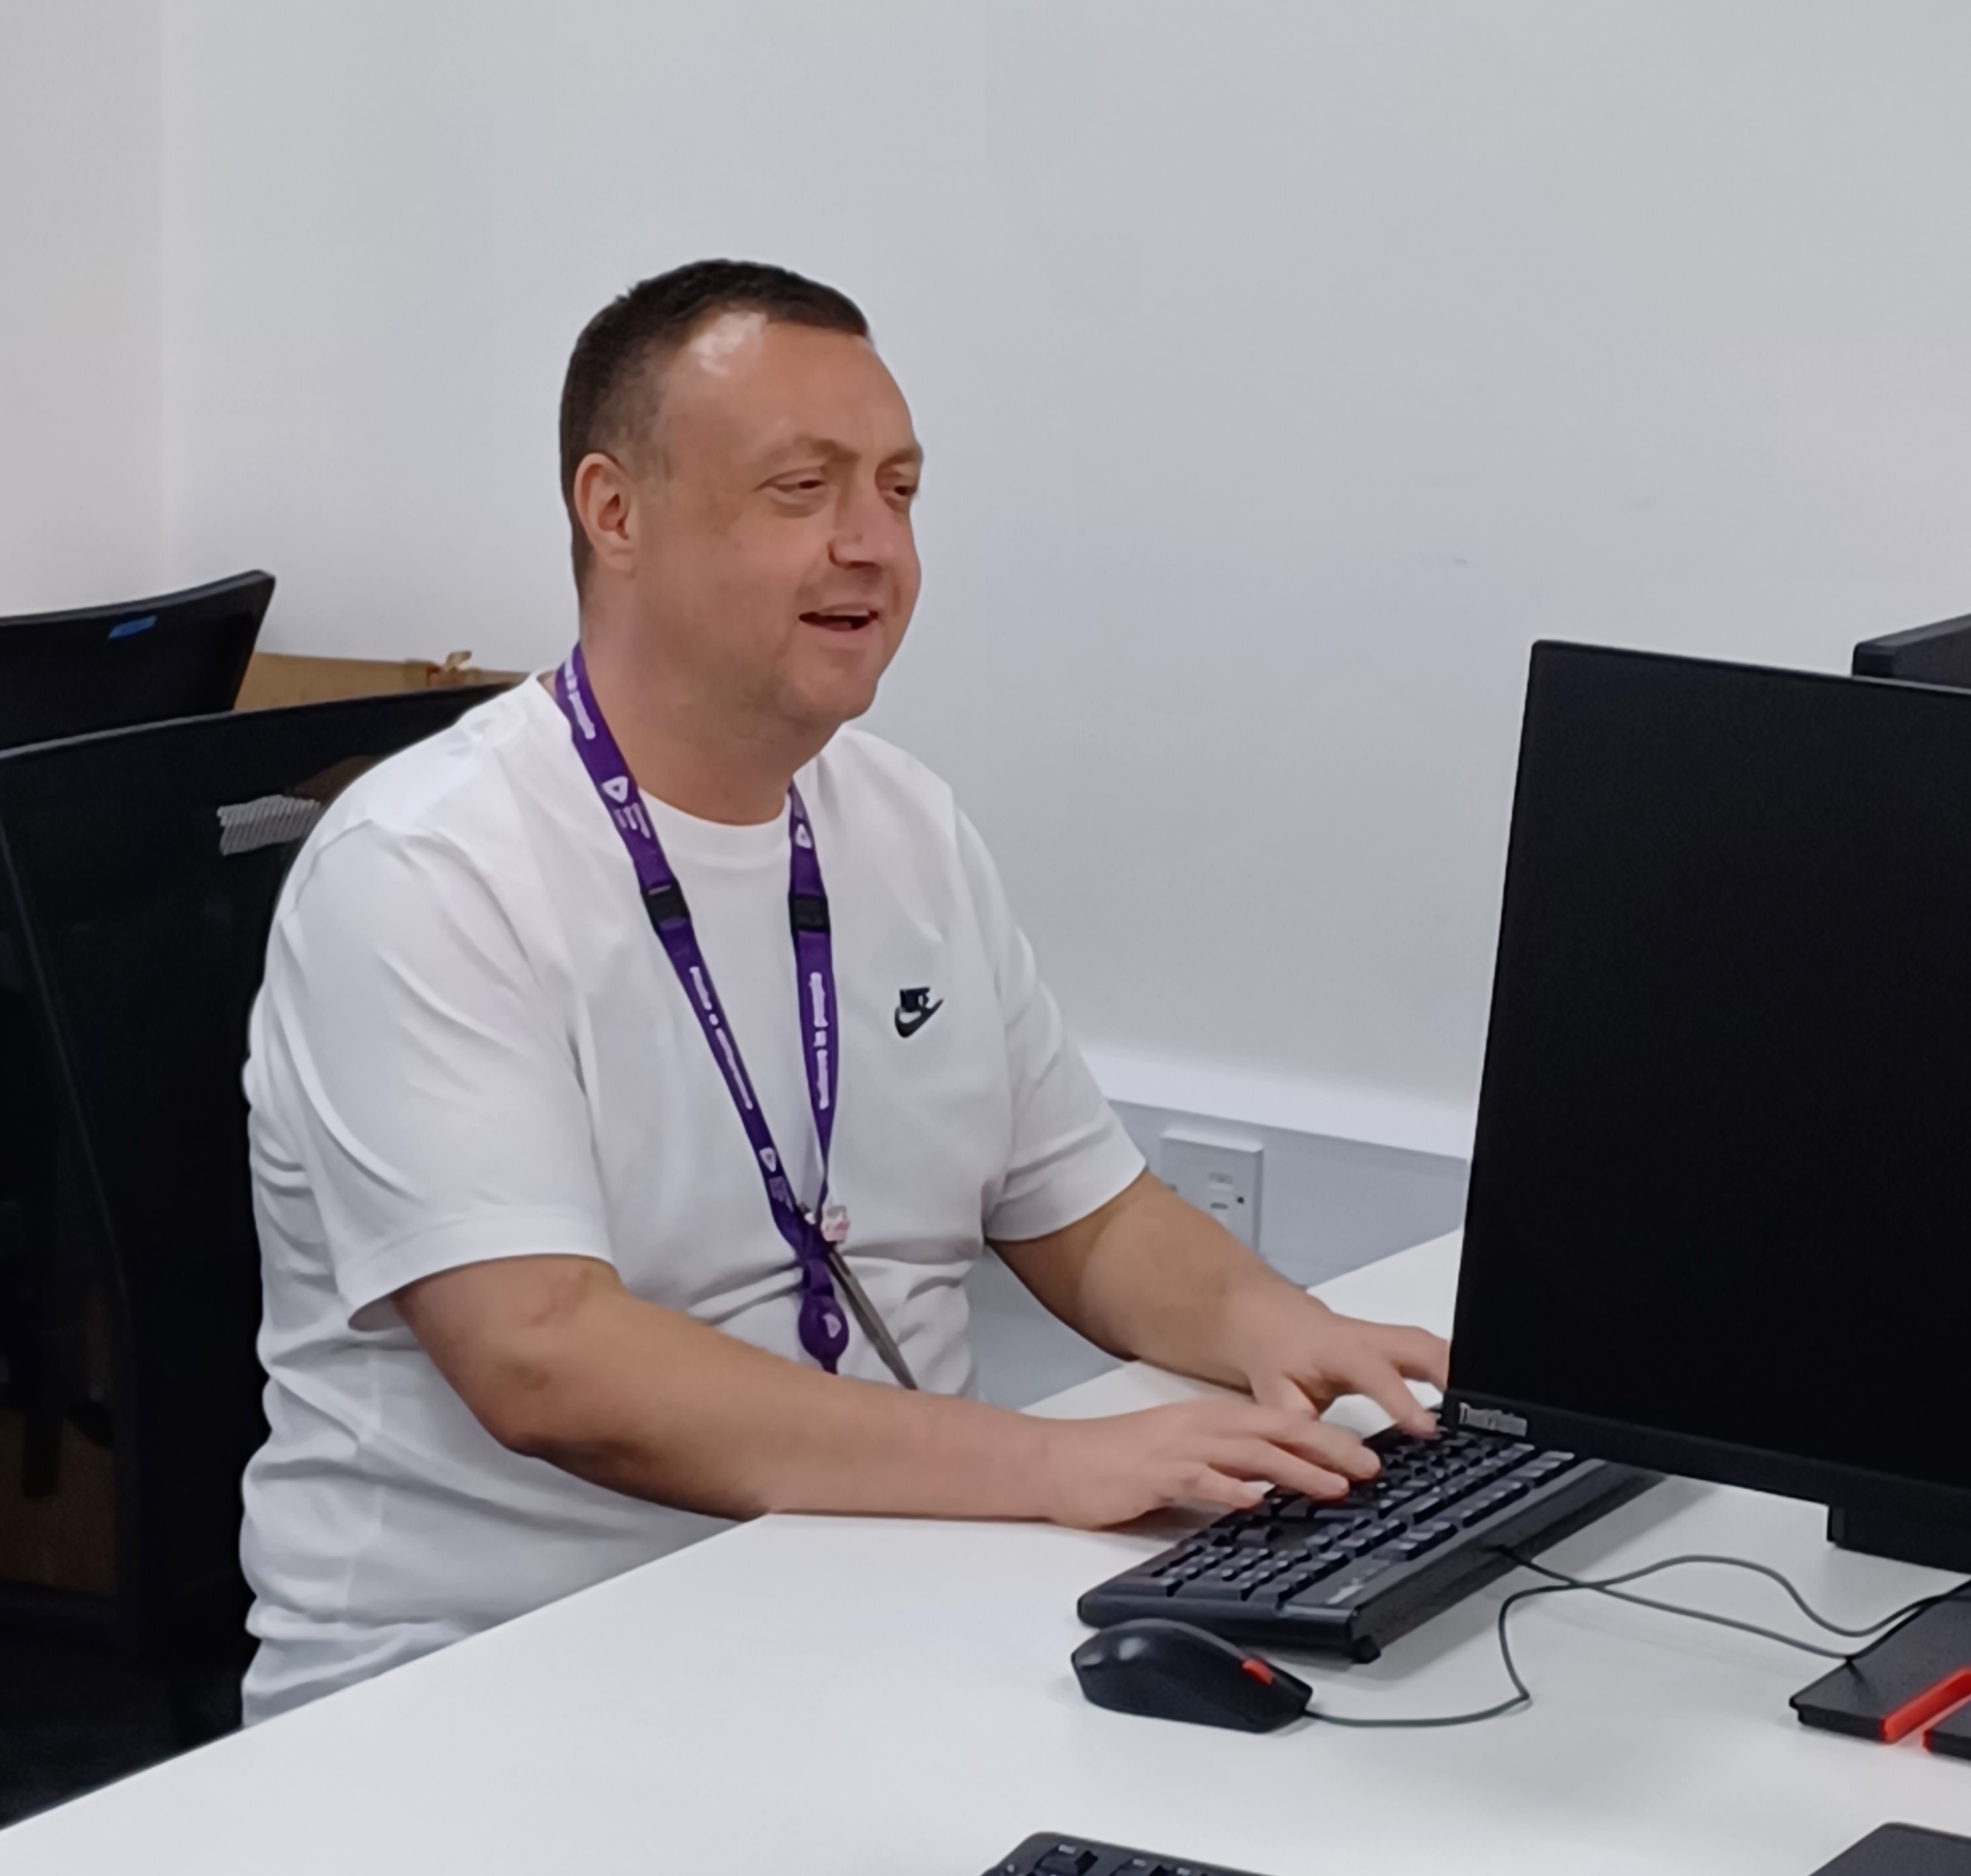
0, 682, 508, 1675
1852, 612, 1971, 691
1447, 642, 1971, 1573
0, 570, 274, 752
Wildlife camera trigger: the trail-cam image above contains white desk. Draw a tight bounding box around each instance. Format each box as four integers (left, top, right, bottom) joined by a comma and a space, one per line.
5, 1233, 1970, 1875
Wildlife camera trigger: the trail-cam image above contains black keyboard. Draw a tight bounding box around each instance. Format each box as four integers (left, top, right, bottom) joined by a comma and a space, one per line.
987, 1835, 1273, 1876
1078, 1419, 1656, 1661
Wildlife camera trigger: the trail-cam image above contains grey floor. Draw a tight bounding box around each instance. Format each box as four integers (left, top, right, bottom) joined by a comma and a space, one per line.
970, 1116, 1468, 1407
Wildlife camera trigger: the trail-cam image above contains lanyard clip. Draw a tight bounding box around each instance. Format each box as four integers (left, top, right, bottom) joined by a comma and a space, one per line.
642, 881, 690, 930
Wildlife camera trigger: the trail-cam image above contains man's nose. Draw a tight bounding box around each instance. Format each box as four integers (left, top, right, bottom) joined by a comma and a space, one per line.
829, 482, 906, 568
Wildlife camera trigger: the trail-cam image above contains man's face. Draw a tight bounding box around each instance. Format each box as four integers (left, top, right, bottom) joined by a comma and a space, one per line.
619, 313, 922, 737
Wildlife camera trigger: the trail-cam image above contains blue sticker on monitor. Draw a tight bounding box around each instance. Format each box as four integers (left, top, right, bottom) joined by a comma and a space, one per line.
108, 615, 157, 639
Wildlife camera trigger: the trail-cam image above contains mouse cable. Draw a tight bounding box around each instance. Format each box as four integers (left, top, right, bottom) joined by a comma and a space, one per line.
1505, 1551, 1955, 1645
1307, 1549, 1957, 1731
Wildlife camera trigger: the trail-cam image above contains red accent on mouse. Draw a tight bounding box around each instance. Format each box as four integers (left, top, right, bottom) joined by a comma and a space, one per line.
1072, 1619, 1313, 1733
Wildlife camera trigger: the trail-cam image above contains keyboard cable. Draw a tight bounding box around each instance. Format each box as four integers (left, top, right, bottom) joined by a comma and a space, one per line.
1307, 1550, 1959, 1731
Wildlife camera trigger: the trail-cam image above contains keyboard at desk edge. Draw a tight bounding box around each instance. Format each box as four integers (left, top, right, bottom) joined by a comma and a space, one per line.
1078, 1423, 1658, 1662
989, 1832, 1274, 1876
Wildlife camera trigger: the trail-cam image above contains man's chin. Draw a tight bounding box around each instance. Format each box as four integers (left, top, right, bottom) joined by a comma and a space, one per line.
773, 674, 882, 743
816, 681, 882, 730
787, 647, 894, 731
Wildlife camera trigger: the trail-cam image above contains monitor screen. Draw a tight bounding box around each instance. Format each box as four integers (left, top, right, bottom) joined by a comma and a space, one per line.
1449, 643, 1971, 1526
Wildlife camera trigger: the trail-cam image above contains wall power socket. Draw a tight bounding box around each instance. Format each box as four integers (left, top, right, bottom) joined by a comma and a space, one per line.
1158, 1130, 1263, 1250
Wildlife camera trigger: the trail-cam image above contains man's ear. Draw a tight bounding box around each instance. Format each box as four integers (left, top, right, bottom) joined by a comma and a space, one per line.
571, 452, 640, 579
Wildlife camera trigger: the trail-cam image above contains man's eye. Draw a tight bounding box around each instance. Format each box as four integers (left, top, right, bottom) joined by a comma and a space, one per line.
777, 478, 826, 494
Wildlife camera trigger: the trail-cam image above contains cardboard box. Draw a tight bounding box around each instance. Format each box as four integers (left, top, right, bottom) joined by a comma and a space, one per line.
235, 649, 526, 711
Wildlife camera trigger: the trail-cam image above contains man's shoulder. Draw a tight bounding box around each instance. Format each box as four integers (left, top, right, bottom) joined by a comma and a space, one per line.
283, 678, 558, 903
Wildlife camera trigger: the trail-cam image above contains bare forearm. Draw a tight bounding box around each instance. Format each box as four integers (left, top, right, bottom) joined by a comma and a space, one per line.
461, 1285, 1058, 1522
397, 1247, 1445, 1536
999, 1174, 1303, 1386
997, 1176, 1447, 1436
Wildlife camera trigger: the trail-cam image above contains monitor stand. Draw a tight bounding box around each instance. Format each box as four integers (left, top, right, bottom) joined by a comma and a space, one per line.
1794, 1511, 1971, 1757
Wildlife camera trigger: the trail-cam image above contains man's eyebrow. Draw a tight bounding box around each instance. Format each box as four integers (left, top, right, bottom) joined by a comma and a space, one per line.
758, 434, 855, 465
756, 435, 924, 469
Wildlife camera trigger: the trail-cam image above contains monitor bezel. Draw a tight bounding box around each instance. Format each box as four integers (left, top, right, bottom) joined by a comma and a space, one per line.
1851, 610, 1971, 687
1442, 1383, 1971, 1532
0, 568, 275, 637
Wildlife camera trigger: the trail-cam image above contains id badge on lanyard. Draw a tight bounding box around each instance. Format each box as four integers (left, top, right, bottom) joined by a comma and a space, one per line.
552, 647, 915, 1389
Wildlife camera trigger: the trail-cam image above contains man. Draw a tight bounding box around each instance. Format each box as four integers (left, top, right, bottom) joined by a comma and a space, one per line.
239, 260, 1447, 1722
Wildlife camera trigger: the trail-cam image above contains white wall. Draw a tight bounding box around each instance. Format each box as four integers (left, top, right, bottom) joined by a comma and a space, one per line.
0, 0, 162, 612
156, 1, 1971, 1139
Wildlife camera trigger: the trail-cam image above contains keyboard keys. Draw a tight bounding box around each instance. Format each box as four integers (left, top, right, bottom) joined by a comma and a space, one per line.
991, 1839, 1280, 1876
1035, 1850, 1097, 1875
1172, 1578, 1246, 1607
1278, 1557, 1353, 1595
1515, 1452, 1580, 1485
1287, 1563, 1390, 1609
1079, 1426, 1644, 1665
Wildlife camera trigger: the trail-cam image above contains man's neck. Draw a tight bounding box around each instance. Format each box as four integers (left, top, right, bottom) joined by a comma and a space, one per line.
570, 633, 828, 827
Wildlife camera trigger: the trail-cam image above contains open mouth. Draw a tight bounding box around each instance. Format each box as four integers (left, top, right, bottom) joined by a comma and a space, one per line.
800, 607, 877, 633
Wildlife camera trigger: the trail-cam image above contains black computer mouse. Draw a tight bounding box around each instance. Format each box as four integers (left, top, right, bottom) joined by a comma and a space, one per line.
1072, 1619, 1313, 1733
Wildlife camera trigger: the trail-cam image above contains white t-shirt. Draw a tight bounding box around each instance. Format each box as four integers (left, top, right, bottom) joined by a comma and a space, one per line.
238, 676, 1143, 1722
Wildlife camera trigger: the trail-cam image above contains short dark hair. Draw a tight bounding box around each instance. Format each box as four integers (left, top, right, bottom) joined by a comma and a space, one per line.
558, 259, 870, 587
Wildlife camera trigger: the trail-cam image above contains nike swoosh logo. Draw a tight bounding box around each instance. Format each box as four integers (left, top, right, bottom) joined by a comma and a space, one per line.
894, 999, 943, 1038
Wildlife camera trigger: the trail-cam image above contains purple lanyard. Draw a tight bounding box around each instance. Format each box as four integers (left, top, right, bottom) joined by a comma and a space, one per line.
551, 645, 850, 1373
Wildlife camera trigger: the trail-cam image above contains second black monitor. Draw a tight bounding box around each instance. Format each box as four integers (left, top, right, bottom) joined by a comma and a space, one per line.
0, 570, 274, 752
1449, 642, 1971, 1547
1853, 611, 1971, 690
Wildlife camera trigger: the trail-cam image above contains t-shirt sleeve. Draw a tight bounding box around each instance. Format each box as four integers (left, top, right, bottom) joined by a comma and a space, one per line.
955, 811, 1146, 1241
250, 823, 614, 1326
